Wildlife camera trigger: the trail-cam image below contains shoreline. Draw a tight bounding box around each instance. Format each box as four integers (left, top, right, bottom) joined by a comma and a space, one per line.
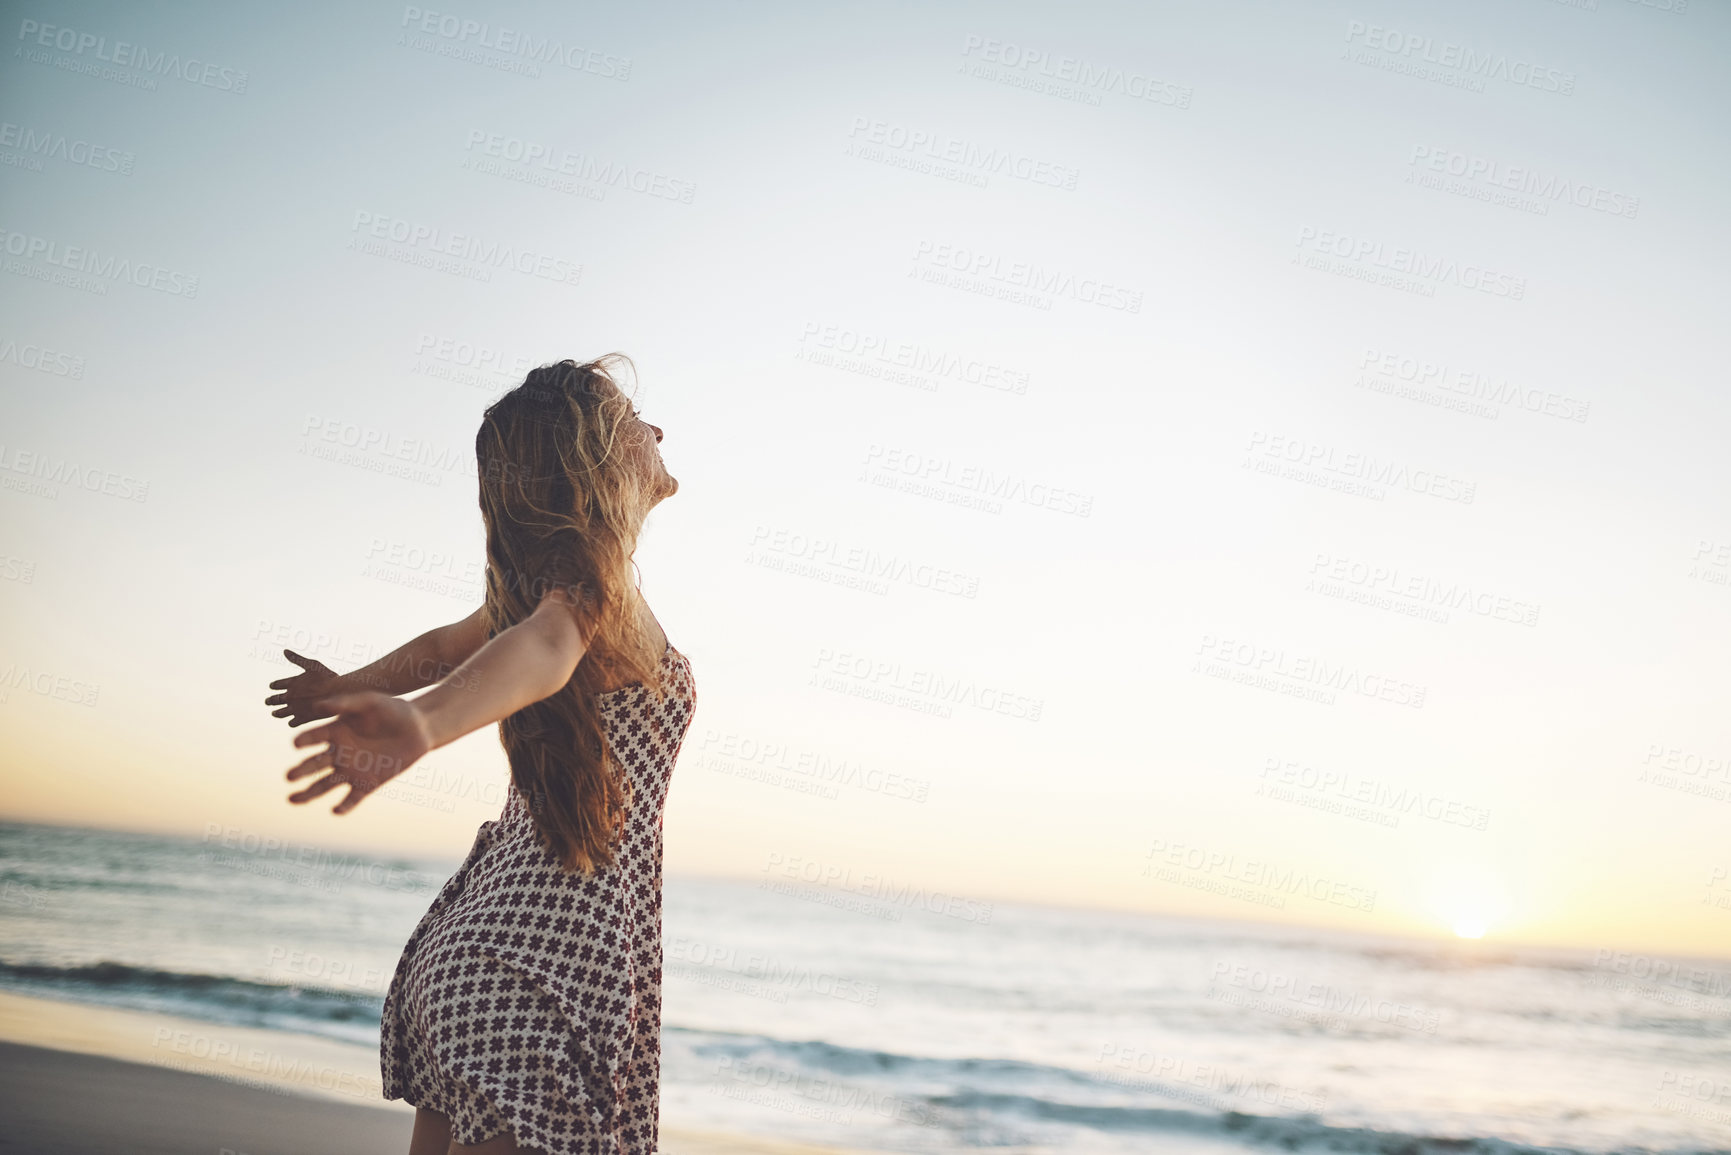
0, 987, 395, 1107
0, 989, 891, 1155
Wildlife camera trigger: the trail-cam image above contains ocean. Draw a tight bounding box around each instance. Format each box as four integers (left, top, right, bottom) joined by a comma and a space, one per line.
1, 818, 1727, 1154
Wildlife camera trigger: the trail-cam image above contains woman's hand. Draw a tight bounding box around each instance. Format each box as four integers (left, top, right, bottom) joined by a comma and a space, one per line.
266, 650, 347, 727
285, 692, 433, 815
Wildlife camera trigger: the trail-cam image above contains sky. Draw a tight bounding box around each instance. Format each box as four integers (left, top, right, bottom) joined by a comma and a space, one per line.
1, 0, 1728, 959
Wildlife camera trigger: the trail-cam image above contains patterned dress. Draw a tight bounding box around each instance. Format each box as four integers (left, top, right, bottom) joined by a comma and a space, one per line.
381, 641, 696, 1154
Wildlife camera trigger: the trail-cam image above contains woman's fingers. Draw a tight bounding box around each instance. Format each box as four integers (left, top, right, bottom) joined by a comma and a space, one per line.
288, 772, 345, 804
292, 719, 340, 749
310, 692, 368, 719
332, 783, 371, 816
282, 649, 317, 671
286, 747, 333, 783
280, 690, 411, 811
273, 703, 327, 724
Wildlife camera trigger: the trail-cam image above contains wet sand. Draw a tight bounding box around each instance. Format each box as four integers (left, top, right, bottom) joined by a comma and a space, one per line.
0, 990, 883, 1154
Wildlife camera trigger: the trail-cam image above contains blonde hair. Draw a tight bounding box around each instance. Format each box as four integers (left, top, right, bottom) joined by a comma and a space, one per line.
475, 354, 666, 872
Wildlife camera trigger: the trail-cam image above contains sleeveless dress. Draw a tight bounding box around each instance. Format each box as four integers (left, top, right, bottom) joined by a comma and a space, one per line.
380, 641, 696, 1154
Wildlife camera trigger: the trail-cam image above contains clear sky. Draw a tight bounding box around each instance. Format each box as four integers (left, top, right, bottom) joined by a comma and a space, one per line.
2, 0, 1728, 959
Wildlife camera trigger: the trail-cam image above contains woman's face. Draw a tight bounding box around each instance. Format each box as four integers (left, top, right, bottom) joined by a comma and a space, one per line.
622, 396, 677, 503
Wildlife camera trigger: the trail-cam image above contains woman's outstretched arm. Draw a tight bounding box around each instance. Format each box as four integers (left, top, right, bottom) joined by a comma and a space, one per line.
266, 606, 489, 726
283, 592, 588, 814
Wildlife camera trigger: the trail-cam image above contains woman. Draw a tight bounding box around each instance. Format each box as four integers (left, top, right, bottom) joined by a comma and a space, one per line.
265, 355, 694, 1155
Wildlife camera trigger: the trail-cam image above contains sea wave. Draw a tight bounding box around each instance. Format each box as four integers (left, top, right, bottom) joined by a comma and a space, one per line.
670, 1026, 1726, 1155
0, 959, 384, 1044
677, 1026, 1265, 1146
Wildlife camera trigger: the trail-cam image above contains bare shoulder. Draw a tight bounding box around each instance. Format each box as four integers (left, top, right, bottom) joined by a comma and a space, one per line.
529, 587, 667, 691
532, 583, 600, 647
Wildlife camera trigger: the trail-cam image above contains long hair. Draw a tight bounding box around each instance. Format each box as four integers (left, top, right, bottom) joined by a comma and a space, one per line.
475, 354, 668, 873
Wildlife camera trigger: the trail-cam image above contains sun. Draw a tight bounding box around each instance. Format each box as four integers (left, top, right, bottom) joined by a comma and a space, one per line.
1427, 864, 1510, 942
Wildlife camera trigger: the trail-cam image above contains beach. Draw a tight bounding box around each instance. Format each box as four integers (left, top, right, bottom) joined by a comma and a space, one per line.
0, 990, 886, 1155
3, 823, 1728, 1155
1, 1040, 409, 1155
